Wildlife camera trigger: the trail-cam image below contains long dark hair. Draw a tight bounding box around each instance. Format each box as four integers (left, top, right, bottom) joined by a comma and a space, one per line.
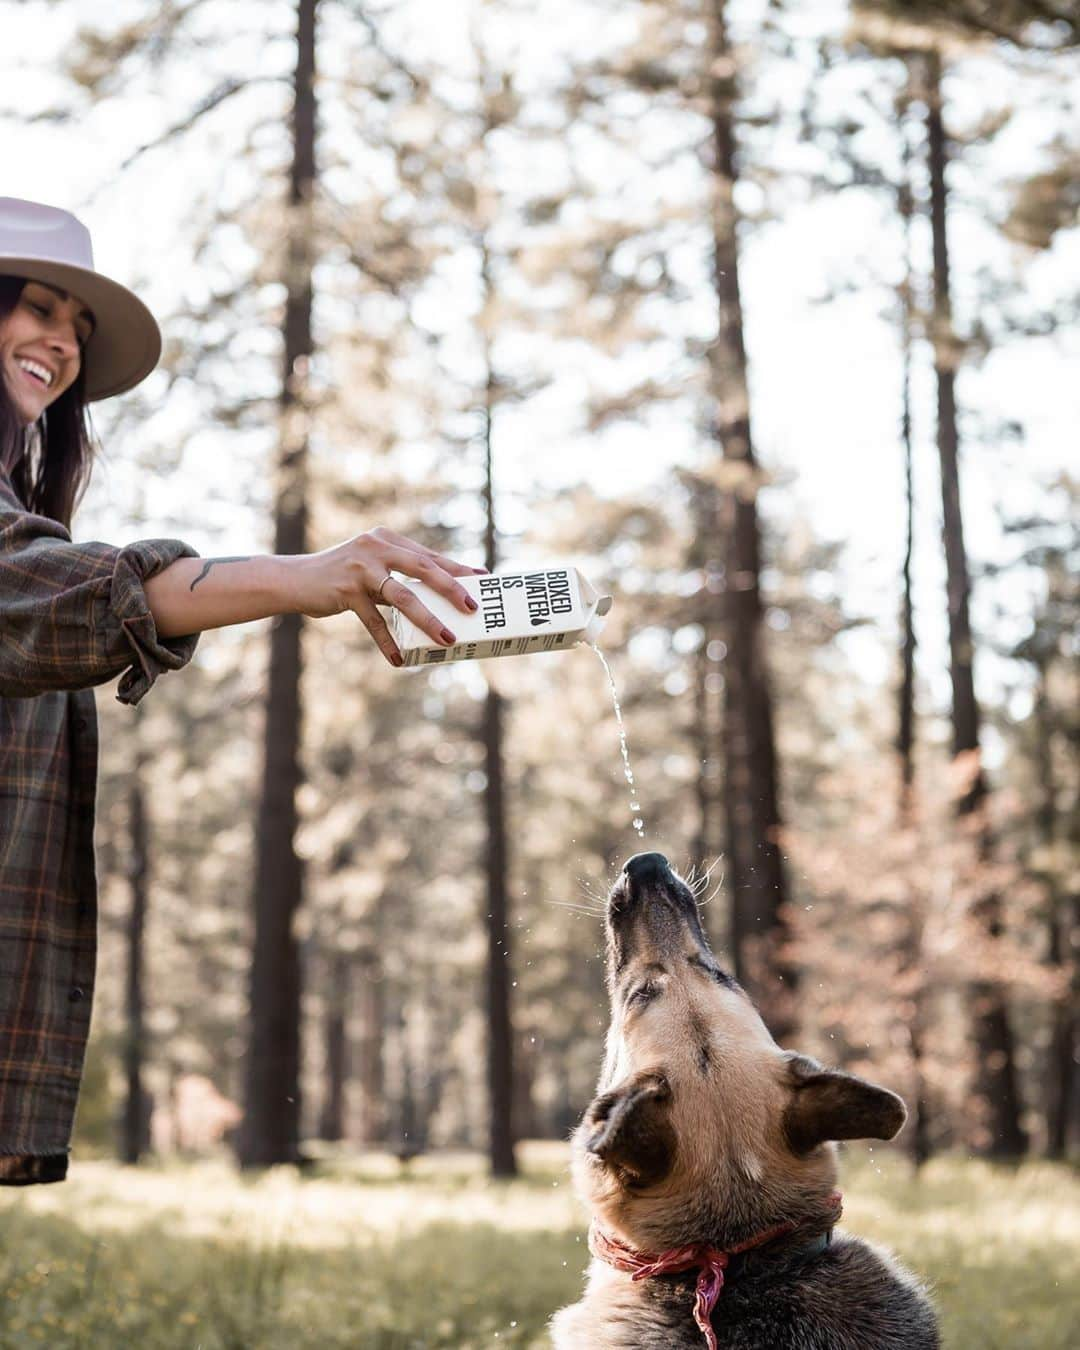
0, 275, 95, 530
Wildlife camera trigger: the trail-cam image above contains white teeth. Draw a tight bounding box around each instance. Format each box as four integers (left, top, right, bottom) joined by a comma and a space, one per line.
17, 359, 53, 387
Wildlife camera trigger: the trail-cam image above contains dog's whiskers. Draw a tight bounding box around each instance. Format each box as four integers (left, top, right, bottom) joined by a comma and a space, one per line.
547, 899, 606, 918
687, 856, 723, 900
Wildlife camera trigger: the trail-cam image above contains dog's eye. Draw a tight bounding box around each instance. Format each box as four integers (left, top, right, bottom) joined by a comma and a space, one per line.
628, 982, 659, 1009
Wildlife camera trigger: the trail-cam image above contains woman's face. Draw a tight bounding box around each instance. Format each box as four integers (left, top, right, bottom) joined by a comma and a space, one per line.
0, 280, 93, 425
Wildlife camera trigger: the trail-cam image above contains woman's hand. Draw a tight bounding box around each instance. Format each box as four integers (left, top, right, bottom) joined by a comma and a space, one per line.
287, 527, 484, 666
144, 528, 484, 662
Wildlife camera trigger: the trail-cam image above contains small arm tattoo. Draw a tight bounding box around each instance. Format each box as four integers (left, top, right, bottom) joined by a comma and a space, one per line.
189, 557, 253, 592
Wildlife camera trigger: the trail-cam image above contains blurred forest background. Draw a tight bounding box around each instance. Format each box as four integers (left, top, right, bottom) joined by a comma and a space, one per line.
3, 0, 1076, 1184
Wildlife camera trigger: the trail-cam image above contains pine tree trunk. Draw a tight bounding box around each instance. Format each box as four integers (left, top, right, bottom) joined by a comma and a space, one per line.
924, 51, 1026, 1157
708, 0, 794, 1040
1046, 900, 1080, 1156
692, 480, 723, 895
513, 1031, 538, 1142
897, 166, 917, 820
317, 950, 349, 1143
422, 1053, 446, 1151
357, 949, 386, 1146
122, 745, 150, 1164
1034, 667, 1078, 1157
925, 54, 979, 789
483, 687, 515, 1173
895, 138, 932, 1168
480, 261, 516, 1175
693, 637, 717, 874
398, 1001, 418, 1158
239, 0, 318, 1169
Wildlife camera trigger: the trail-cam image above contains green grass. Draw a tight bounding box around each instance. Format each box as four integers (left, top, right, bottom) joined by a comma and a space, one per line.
0, 1144, 1076, 1348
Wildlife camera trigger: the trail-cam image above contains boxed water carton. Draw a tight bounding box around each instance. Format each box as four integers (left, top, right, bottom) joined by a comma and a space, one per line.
384, 565, 613, 668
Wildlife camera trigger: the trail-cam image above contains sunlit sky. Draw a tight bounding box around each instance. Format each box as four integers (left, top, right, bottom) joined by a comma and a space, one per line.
4, 0, 1078, 750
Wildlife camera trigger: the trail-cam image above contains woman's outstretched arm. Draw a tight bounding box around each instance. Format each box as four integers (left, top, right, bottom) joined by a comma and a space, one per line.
144, 526, 483, 666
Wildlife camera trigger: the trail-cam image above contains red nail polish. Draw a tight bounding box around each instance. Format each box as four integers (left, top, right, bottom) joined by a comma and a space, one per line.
465, 596, 479, 612
390, 652, 403, 667
441, 628, 456, 645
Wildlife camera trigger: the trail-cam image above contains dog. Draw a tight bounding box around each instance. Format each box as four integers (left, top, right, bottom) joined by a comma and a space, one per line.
550, 851, 939, 1349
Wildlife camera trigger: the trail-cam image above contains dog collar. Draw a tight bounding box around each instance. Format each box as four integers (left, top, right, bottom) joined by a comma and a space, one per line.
588, 1191, 843, 1350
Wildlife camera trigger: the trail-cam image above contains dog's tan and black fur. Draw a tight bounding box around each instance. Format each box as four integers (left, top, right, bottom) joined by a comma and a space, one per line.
551, 852, 939, 1349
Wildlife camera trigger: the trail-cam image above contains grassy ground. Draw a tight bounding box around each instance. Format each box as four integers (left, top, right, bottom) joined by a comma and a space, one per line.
0, 1143, 1076, 1348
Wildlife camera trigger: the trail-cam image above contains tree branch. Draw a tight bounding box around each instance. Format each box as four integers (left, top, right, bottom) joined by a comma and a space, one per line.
117, 75, 287, 174
74, 75, 287, 207
340, 2, 427, 94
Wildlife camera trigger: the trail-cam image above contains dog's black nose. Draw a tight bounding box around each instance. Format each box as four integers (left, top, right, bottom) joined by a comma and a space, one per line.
623, 852, 671, 884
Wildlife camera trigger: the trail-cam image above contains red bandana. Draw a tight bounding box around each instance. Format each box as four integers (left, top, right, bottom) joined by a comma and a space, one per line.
588, 1192, 843, 1350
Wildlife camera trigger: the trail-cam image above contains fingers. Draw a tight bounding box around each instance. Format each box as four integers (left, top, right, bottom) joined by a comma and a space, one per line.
370, 527, 489, 582
377, 575, 459, 651
346, 529, 491, 662
351, 594, 404, 668
375, 541, 481, 616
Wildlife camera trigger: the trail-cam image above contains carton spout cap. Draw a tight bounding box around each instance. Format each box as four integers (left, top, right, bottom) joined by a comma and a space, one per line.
584, 592, 612, 645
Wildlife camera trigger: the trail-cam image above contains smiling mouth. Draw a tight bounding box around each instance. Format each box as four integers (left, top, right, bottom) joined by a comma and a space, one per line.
14, 360, 54, 390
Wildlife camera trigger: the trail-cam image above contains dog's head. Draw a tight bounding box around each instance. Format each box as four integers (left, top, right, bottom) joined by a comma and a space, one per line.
571, 852, 906, 1251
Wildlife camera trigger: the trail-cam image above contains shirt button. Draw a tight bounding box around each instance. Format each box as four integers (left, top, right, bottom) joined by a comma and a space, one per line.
69, 987, 86, 1003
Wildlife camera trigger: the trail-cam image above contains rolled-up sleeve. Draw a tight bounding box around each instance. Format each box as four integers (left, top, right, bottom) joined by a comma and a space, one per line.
0, 473, 200, 706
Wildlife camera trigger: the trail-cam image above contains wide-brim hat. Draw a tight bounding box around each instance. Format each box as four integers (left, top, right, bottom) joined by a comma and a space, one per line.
0, 196, 161, 402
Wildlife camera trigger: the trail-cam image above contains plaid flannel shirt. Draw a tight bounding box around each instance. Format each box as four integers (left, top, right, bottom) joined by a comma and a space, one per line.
0, 466, 199, 1184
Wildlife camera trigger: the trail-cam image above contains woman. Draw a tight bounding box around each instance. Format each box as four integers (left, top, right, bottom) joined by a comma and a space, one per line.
0, 196, 481, 1184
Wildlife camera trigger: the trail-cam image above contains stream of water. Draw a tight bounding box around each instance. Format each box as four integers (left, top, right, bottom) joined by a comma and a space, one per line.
589, 643, 645, 840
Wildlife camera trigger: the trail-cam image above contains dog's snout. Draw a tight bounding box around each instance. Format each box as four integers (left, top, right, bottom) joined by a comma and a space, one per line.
623, 852, 672, 884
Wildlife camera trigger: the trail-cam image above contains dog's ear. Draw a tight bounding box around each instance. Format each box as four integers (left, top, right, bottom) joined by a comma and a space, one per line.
582, 1071, 675, 1187
783, 1054, 907, 1155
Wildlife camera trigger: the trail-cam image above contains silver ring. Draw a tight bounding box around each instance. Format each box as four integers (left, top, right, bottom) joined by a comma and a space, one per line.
375, 572, 393, 604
